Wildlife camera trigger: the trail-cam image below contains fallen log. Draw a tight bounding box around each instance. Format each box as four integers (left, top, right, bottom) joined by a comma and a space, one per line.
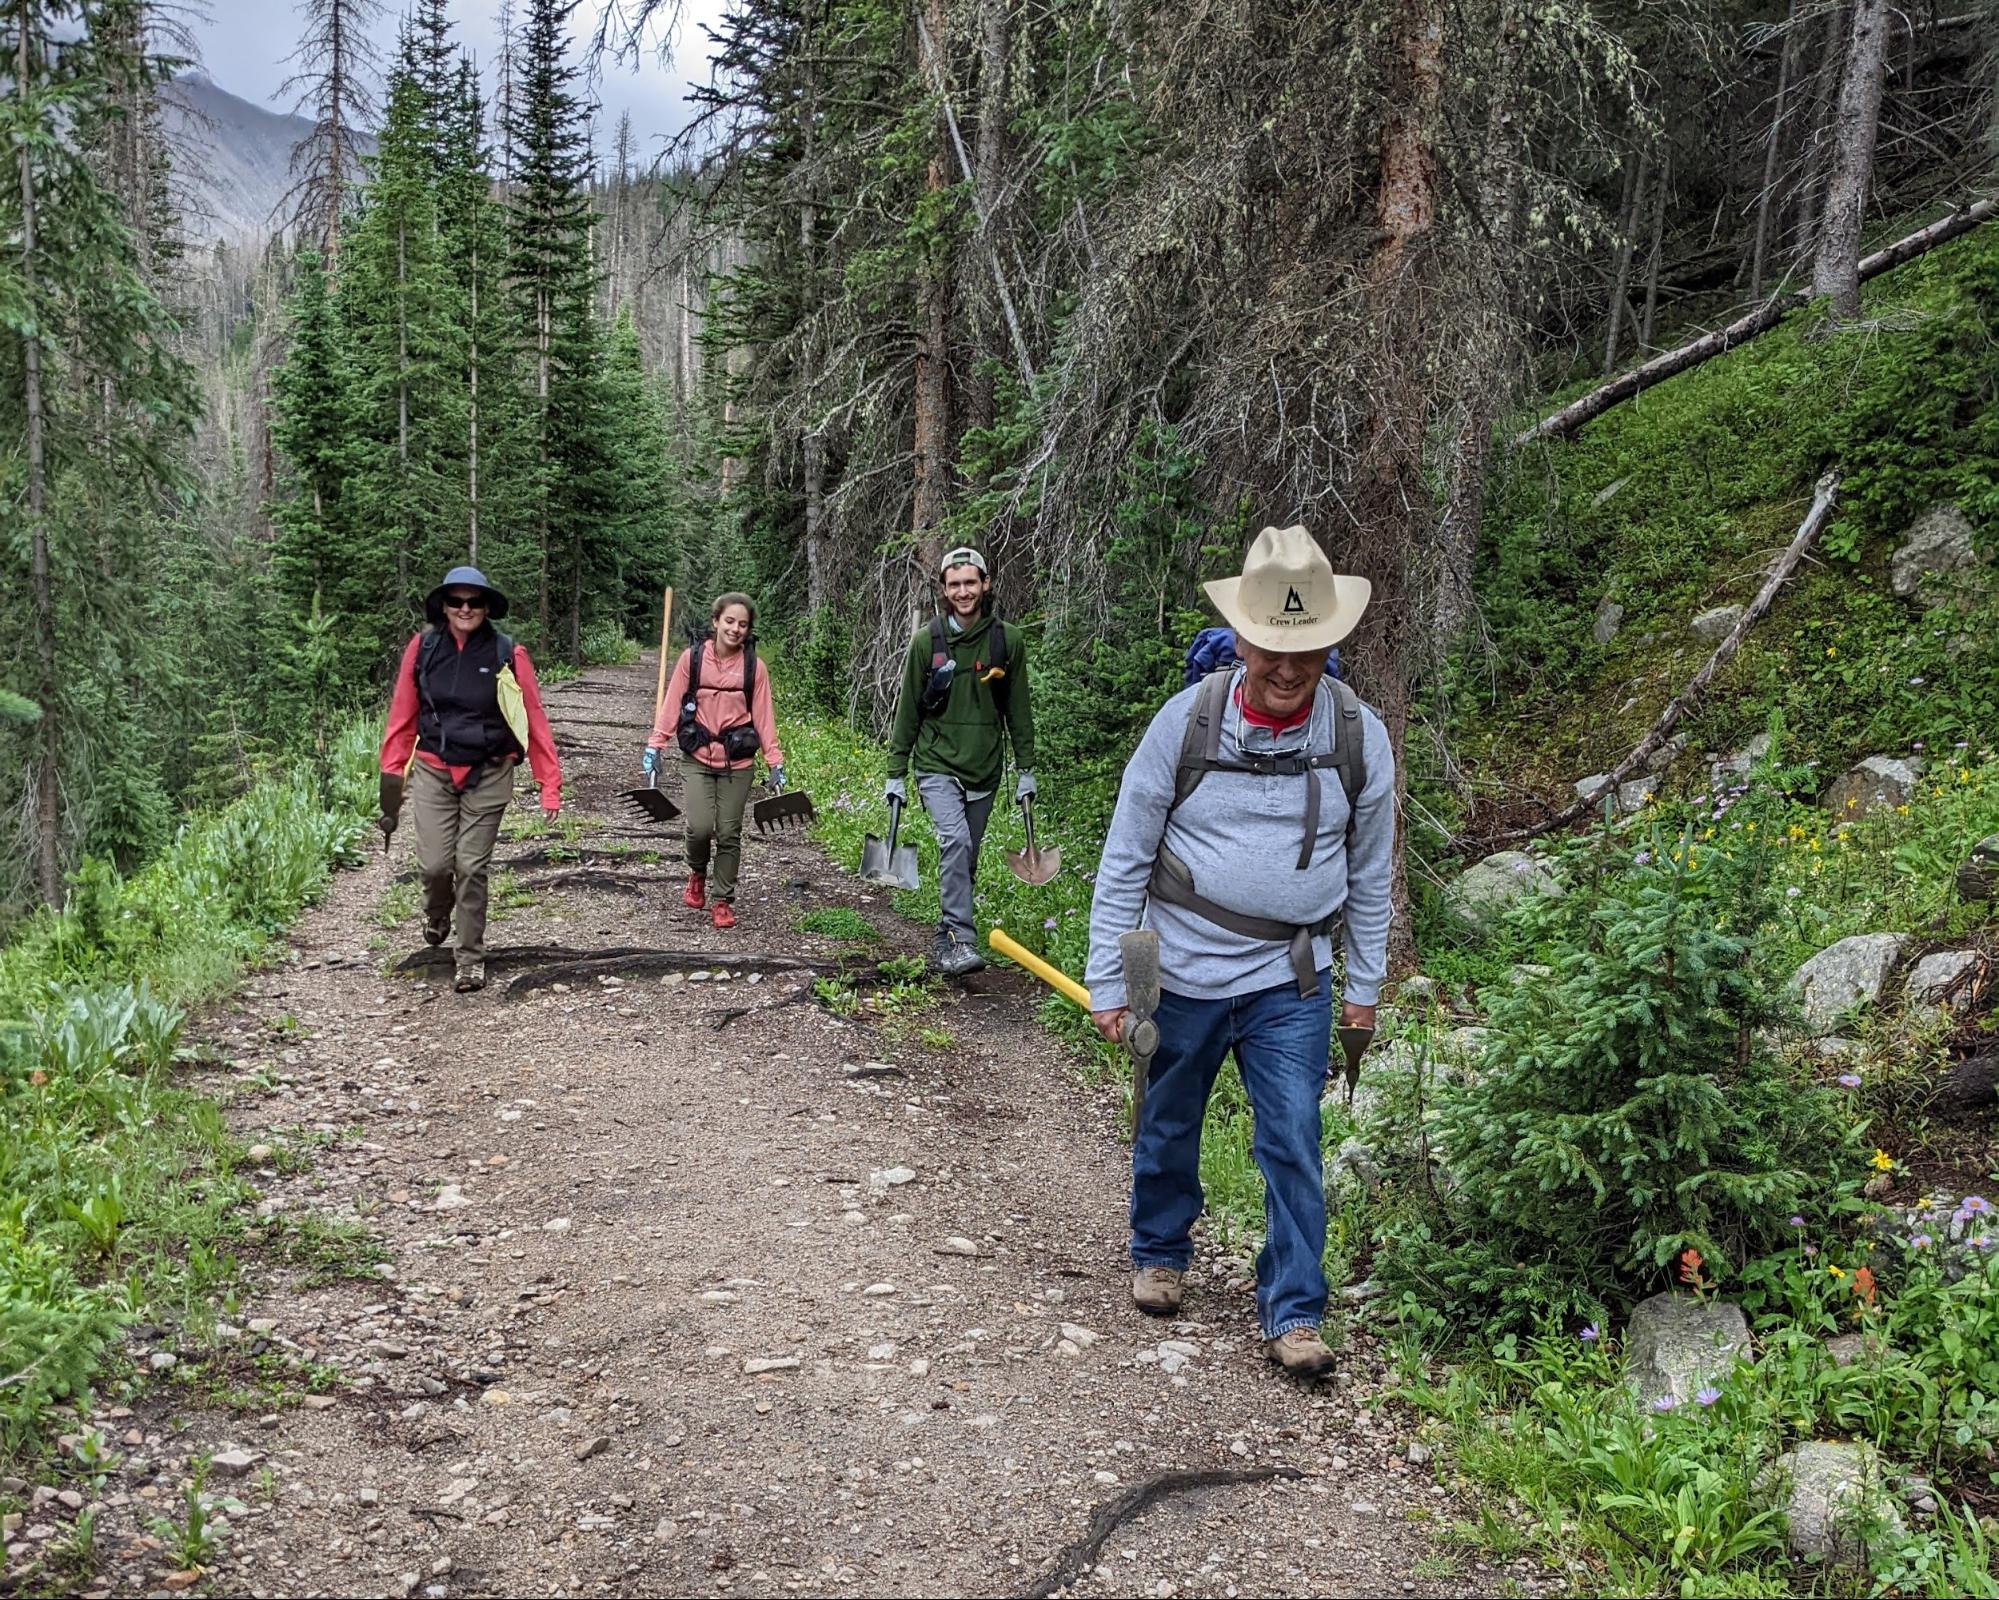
1462, 471, 1838, 853
395, 943, 659, 974
1517, 201, 1999, 446
504, 950, 844, 997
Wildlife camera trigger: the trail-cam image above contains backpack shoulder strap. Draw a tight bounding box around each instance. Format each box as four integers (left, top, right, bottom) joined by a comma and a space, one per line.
928, 614, 949, 664
492, 628, 514, 666
1327, 678, 1365, 812
987, 616, 1009, 672
1172, 670, 1233, 810
742, 635, 758, 706
686, 636, 704, 699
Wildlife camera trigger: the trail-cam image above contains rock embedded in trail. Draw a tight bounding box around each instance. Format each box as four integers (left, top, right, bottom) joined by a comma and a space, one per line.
744, 1356, 801, 1375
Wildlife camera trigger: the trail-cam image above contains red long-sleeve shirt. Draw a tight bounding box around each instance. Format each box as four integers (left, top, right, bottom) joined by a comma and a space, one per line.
379, 632, 563, 810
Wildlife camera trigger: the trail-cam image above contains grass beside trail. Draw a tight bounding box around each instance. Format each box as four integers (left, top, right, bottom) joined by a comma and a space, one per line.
0, 720, 380, 1469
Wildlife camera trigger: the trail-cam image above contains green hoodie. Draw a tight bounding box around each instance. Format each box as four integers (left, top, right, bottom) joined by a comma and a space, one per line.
886, 613, 1034, 791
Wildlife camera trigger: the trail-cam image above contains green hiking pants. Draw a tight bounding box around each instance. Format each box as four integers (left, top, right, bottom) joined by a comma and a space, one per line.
411, 758, 514, 964
683, 756, 754, 902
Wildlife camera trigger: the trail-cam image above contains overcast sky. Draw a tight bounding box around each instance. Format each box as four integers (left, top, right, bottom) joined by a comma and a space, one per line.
188, 0, 732, 161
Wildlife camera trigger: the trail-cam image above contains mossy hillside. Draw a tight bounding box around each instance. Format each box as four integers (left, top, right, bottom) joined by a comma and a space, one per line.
1454, 223, 1999, 816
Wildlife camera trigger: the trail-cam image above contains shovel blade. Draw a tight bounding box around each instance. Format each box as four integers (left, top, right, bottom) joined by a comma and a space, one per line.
752, 791, 818, 834
619, 786, 682, 824
1004, 844, 1062, 885
860, 835, 920, 892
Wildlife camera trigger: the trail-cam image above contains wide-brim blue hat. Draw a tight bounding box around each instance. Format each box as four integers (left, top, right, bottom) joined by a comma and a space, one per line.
424, 565, 511, 625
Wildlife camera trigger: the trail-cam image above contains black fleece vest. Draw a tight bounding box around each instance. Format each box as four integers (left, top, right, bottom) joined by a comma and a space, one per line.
416, 626, 520, 768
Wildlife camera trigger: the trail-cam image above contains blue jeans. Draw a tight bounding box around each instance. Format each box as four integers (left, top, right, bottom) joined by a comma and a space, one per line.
1130, 970, 1331, 1338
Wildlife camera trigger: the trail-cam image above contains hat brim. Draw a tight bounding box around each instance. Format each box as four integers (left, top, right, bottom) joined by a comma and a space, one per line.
1203, 573, 1370, 653
424, 583, 511, 624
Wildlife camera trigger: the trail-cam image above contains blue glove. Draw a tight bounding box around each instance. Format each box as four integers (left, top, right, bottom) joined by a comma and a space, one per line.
641, 746, 660, 776
1015, 771, 1037, 802
885, 777, 907, 807
769, 764, 786, 793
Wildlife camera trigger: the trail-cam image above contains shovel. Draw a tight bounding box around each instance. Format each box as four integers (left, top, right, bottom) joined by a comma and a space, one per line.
1004, 793, 1060, 885
1335, 1024, 1376, 1105
619, 586, 683, 826
859, 794, 920, 892
988, 927, 1158, 1126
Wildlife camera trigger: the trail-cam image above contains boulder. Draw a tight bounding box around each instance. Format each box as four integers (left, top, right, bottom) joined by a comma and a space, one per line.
1788, 933, 1910, 1034
1618, 776, 1659, 812
1776, 1441, 1904, 1565
1889, 504, 1988, 606
1644, 734, 1689, 775
1624, 1291, 1750, 1407
1957, 834, 1999, 903
1445, 850, 1562, 932
1823, 756, 1923, 820
1709, 732, 1772, 790
1592, 597, 1625, 646
1691, 604, 1743, 645
1905, 950, 1982, 1013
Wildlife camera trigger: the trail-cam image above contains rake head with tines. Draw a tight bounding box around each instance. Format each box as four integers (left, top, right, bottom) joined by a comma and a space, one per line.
619, 769, 682, 825
752, 789, 817, 834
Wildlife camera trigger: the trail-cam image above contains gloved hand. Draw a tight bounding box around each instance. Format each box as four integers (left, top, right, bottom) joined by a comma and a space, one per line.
641, 745, 660, 777
377, 771, 405, 839
769, 764, 786, 793
885, 776, 907, 807
1015, 770, 1037, 802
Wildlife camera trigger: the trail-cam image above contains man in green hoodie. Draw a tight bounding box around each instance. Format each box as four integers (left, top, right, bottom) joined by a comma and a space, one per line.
886, 547, 1037, 976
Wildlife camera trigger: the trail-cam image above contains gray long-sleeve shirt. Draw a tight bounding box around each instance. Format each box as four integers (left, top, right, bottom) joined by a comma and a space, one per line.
1084, 670, 1395, 1011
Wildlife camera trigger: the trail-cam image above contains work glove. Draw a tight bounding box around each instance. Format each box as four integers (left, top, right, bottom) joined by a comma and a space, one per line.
641, 745, 661, 777
769, 764, 786, 794
1015, 771, 1038, 802
377, 771, 404, 840
884, 776, 907, 807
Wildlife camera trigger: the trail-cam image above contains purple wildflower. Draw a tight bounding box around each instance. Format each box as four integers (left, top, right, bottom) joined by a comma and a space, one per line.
1634, 851, 1652, 866
1804, 1243, 1819, 1259
1043, 917, 1058, 931
1910, 1233, 1933, 1250
1695, 1387, 1722, 1408
1786, 887, 1802, 898
1651, 1395, 1677, 1414
1837, 1074, 1862, 1089
1789, 1215, 1805, 1228
1965, 1196, 1991, 1216
1579, 1324, 1599, 1343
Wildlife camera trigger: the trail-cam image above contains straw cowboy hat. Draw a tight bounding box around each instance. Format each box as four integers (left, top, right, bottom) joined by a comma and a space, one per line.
1203, 525, 1371, 654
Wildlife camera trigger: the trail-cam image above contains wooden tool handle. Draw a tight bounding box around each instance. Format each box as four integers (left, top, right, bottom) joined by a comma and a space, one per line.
651, 587, 674, 724
988, 927, 1093, 1012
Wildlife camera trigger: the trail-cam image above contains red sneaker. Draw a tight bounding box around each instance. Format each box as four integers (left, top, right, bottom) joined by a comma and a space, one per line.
682, 873, 706, 909
710, 900, 737, 930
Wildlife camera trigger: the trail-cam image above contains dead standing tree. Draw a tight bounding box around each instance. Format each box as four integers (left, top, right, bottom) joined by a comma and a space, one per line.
278, 0, 384, 270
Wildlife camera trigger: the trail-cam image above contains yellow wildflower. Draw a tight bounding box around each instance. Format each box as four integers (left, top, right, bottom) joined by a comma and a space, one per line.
1827, 1264, 1847, 1279
1870, 1149, 1894, 1172
1826, 646, 1837, 658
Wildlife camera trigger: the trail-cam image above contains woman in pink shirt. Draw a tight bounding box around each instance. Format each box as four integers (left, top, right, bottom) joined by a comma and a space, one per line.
644, 593, 785, 929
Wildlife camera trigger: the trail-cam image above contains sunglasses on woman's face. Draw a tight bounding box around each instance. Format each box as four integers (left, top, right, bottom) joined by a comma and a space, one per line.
443, 594, 489, 611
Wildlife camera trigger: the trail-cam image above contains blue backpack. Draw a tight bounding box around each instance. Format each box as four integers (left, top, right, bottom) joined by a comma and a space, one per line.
1182, 627, 1342, 689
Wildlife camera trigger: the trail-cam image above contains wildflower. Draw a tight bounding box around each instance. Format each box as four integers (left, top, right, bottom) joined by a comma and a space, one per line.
1870, 1149, 1894, 1173
1809, 838, 1821, 851
1804, 1243, 1819, 1258
1679, 1247, 1707, 1291
1967, 1196, 1992, 1216
1910, 1233, 1934, 1249
27, 1070, 46, 1088
1837, 1073, 1862, 1089
1651, 1395, 1677, 1414
1827, 1264, 1847, 1280
1910, 676, 1926, 686
1853, 1266, 1877, 1308
1634, 850, 1652, 866
1786, 886, 1802, 898
1579, 1324, 1599, 1343
1896, 805, 1910, 816
1746, 820, 1757, 833
1975, 1236, 1999, 1251
1043, 917, 1058, 931
1826, 646, 1837, 658
1789, 1215, 1805, 1228
1695, 1386, 1722, 1407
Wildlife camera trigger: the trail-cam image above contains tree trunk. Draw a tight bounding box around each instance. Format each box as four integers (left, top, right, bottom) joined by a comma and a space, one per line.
799, 53, 828, 617
397, 217, 410, 595
17, 7, 60, 908
910, 0, 954, 581
1353, 0, 1445, 976
1750, 0, 1804, 298
468, 256, 480, 562
1602, 147, 1647, 374
1813, 0, 1888, 318
1640, 145, 1669, 348
1791, 2, 1848, 269
960, 0, 1010, 447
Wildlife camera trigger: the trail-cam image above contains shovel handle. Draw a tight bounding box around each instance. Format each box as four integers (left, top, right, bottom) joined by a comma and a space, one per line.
988, 927, 1093, 1012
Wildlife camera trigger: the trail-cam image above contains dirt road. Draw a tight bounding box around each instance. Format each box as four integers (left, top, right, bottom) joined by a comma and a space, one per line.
53, 656, 1534, 1599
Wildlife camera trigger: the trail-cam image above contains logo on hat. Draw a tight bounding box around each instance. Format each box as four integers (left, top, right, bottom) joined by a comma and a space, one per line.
1282, 587, 1306, 614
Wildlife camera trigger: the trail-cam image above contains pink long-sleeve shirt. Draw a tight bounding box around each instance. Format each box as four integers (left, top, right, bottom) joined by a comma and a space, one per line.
648, 642, 783, 772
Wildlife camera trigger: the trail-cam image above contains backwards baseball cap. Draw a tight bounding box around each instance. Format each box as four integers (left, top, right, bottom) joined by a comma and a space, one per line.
939, 546, 988, 576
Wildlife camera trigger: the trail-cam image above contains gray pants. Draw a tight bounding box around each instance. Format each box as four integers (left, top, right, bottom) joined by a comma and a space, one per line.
411, 759, 514, 963
916, 773, 995, 941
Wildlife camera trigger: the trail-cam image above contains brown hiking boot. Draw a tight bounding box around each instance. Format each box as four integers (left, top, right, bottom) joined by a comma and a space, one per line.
423, 914, 450, 947
1267, 1326, 1337, 1381
1131, 1266, 1184, 1316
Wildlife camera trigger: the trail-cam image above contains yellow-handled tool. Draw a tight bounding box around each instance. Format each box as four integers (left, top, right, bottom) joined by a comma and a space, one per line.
988, 927, 1093, 1011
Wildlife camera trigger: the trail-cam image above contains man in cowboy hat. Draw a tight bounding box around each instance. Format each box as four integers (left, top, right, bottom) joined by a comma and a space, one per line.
885, 546, 1036, 977
1083, 526, 1393, 1380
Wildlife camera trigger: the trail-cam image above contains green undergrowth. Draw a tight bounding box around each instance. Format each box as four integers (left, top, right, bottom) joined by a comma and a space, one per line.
1448, 222, 1999, 836
0, 720, 375, 1467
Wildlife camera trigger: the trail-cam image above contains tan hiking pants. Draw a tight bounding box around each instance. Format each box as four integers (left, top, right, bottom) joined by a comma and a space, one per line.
411, 759, 514, 963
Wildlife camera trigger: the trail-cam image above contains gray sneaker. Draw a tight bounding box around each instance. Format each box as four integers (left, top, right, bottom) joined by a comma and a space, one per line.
933, 933, 986, 977
453, 959, 486, 994
1131, 1266, 1184, 1315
